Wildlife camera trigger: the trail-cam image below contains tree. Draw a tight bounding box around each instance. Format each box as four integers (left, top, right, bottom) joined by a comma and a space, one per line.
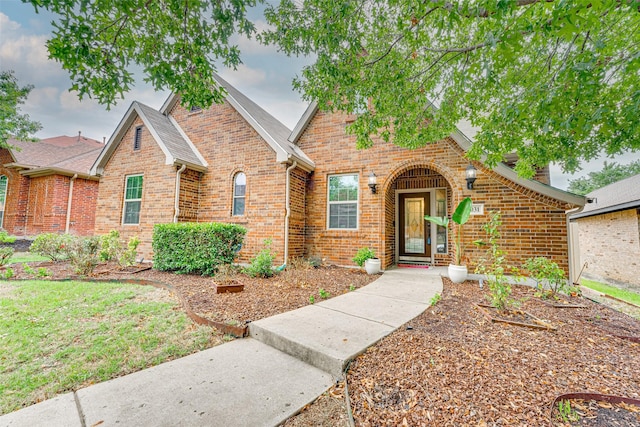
567, 160, 640, 195
262, 0, 640, 177
25, 0, 258, 108
0, 70, 42, 148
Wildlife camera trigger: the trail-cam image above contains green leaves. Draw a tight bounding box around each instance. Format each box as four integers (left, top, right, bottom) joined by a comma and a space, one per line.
27, 0, 258, 109
0, 70, 42, 147
264, 0, 640, 177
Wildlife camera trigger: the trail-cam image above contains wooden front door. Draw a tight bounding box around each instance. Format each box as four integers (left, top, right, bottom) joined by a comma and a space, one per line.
399, 193, 431, 260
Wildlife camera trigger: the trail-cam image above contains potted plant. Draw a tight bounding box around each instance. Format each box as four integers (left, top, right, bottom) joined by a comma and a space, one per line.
353, 247, 380, 275
424, 197, 472, 283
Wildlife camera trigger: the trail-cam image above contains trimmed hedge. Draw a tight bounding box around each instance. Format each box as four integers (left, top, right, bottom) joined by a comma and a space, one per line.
152, 222, 246, 276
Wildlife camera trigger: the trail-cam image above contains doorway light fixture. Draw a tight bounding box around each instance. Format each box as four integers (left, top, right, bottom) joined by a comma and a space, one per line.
368, 172, 377, 194
465, 164, 477, 190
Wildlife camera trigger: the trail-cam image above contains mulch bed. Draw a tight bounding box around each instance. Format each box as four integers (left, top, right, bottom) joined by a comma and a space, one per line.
344, 278, 640, 426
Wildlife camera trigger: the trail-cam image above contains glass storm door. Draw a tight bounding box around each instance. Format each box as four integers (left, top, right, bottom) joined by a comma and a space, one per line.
399, 193, 431, 260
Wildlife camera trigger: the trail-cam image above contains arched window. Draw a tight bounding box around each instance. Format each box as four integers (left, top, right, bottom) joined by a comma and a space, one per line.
232, 172, 246, 216
0, 175, 7, 228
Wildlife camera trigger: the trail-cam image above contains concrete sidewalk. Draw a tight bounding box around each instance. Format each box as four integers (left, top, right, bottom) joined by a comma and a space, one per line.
1, 267, 443, 427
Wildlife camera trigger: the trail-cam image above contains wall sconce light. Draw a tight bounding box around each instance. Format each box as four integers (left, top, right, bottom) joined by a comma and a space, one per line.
368, 171, 377, 194
465, 164, 477, 190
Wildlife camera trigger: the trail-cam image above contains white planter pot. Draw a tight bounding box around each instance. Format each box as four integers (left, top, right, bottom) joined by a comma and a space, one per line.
364, 258, 381, 275
448, 264, 468, 283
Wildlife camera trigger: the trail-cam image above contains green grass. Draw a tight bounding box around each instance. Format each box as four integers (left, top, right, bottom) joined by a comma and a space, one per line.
8, 252, 49, 264
0, 280, 218, 415
581, 279, 640, 306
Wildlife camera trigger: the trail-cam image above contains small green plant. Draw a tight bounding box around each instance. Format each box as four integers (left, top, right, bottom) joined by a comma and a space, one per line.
213, 264, 240, 285
22, 263, 36, 276
245, 239, 276, 278
352, 247, 375, 268
319, 288, 330, 299
309, 295, 315, 304
99, 231, 140, 268
430, 293, 441, 306
474, 211, 520, 311
0, 246, 14, 266
0, 230, 16, 243
37, 267, 51, 278
2, 267, 13, 279
30, 233, 72, 261
424, 197, 472, 265
556, 399, 579, 423
349, 284, 356, 292
523, 257, 567, 299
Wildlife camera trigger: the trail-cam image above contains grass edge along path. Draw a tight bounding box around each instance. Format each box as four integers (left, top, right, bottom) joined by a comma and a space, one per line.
0, 279, 221, 415
581, 279, 640, 307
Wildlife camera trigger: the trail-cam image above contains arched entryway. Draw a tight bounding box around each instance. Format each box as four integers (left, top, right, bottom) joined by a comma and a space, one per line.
382, 164, 458, 267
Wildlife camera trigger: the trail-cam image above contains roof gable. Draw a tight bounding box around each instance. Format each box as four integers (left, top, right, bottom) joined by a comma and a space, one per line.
290, 102, 585, 208
160, 75, 315, 171
90, 102, 207, 176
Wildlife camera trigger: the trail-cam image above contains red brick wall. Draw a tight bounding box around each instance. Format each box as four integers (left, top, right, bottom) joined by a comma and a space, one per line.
178, 168, 200, 222
297, 110, 576, 271
287, 167, 307, 260
169, 101, 290, 264
94, 117, 177, 258
0, 149, 28, 234
68, 177, 98, 236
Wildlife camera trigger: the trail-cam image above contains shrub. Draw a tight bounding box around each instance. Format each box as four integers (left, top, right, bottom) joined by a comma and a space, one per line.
30, 233, 72, 261
245, 239, 276, 278
0, 247, 14, 266
474, 211, 520, 311
213, 264, 240, 285
99, 231, 140, 268
66, 236, 101, 275
153, 222, 246, 276
352, 247, 376, 268
0, 230, 16, 244
2, 267, 13, 279
523, 257, 567, 299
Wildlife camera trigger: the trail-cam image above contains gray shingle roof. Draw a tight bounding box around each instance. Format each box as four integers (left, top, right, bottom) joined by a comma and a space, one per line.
7, 135, 103, 175
135, 102, 206, 167
571, 173, 640, 219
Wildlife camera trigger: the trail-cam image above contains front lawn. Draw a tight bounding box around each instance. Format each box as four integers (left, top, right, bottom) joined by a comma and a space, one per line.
8, 252, 49, 264
0, 280, 220, 415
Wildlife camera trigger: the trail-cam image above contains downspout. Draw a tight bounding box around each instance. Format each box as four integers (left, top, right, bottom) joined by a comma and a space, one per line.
65, 174, 78, 233
173, 164, 187, 223
284, 160, 298, 265
566, 204, 585, 286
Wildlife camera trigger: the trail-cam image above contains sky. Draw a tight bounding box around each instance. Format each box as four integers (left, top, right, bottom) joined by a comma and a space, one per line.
1, 1, 639, 191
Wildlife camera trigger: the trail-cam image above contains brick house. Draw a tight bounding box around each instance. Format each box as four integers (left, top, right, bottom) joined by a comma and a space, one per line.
570, 174, 640, 286
91, 76, 585, 277
0, 135, 102, 236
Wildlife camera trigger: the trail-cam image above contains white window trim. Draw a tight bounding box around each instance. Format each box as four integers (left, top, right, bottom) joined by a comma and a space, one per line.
122, 174, 143, 225
0, 175, 7, 229
326, 172, 359, 230
232, 172, 246, 216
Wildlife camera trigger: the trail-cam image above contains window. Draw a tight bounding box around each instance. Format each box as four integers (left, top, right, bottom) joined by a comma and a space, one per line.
232, 172, 246, 216
327, 174, 359, 229
133, 126, 142, 151
0, 175, 7, 228
123, 174, 143, 224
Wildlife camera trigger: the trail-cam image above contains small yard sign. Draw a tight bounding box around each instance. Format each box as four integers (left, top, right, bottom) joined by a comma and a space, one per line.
471, 203, 484, 215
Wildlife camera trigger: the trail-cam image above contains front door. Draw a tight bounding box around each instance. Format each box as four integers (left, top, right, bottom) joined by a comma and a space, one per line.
399, 193, 431, 261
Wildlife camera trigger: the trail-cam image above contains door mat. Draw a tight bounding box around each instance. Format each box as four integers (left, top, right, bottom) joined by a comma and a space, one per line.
397, 264, 430, 269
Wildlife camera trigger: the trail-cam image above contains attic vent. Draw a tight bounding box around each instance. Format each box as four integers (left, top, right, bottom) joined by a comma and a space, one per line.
134, 126, 143, 151
189, 105, 202, 113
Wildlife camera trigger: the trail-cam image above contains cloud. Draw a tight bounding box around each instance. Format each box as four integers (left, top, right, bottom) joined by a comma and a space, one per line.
220, 64, 267, 87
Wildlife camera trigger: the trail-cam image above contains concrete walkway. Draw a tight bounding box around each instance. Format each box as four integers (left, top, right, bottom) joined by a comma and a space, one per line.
1, 267, 443, 427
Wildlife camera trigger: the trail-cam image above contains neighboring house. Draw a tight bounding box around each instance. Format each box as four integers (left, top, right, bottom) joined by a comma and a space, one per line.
570, 174, 640, 286
91, 76, 585, 275
0, 134, 103, 236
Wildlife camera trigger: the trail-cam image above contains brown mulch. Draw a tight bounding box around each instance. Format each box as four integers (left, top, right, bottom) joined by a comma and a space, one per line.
7, 261, 377, 328
345, 278, 640, 426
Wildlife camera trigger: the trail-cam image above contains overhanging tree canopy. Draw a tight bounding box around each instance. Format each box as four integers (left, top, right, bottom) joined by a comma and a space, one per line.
263, 0, 640, 177
0, 70, 42, 148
